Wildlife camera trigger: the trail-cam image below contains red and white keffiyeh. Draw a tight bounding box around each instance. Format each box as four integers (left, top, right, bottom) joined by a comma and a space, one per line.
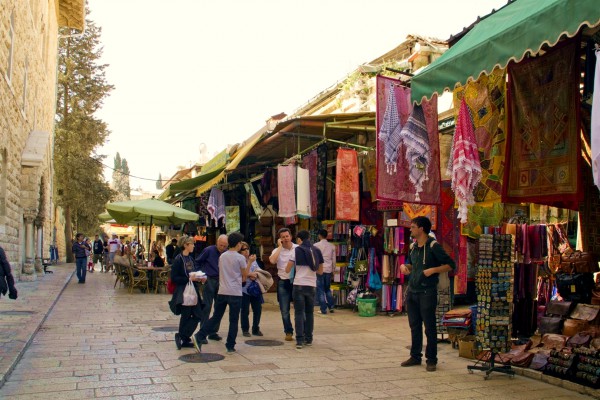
450, 98, 481, 223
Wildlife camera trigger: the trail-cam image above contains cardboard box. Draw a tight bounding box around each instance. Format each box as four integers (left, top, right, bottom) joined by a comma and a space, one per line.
458, 335, 478, 359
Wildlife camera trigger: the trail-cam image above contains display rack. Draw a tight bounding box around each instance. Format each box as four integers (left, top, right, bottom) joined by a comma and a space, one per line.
468, 233, 515, 379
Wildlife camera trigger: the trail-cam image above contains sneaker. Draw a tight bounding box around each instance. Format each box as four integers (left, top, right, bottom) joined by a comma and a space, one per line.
329, 308, 335, 313
226, 348, 236, 354
181, 342, 194, 348
304, 341, 313, 347
252, 330, 263, 336
426, 362, 437, 372
285, 333, 293, 341
296, 343, 303, 349
400, 357, 421, 367
242, 331, 251, 337
174, 333, 182, 350
201, 338, 208, 345
208, 334, 223, 341
191, 334, 202, 353
320, 310, 327, 315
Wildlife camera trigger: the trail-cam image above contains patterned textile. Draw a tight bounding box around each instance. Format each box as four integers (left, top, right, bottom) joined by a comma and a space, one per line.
335, 148, 359, 221
301, 150, 318, 218
225, 206, 240, 233
244, 183, 263, 217
449, 98, 481, 223
399, 105, 431, 202
452, 69, 507, 203
207, 188, 225, 225
378, 83, 404, 173
460, 202, 504, 239
455, 234, 468, 295
438, 182, 459, 263
398, 203, 437, 230
260, 168, 277, 206
504, 38, 581, 209
296, 166, 311, 218
593, 49, 600, 189
316, 144, 328, 220
277, 165, 296, 218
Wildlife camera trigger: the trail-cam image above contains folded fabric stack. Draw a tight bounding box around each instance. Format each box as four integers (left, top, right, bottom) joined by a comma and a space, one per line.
442, 308, 472, 328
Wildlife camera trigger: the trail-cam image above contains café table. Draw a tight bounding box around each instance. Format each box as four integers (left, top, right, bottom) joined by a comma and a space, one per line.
136, 265, 164, 291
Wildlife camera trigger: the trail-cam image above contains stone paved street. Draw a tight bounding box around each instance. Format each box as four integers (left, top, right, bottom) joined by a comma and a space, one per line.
0, 264, 598, 399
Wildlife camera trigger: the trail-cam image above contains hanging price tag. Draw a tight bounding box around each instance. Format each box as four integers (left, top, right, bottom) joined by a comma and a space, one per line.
571, 285, 576, 292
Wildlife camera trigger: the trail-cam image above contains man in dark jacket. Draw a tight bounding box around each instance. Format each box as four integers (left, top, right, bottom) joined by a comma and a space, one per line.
72, 233, 91, 284
166, 238, 177, 265
0, 246, 17, 300
92, 234, 104, 271
400, 216, 455, 372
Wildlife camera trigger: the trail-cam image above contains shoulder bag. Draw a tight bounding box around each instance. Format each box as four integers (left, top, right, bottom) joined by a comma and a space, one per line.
354, 247, 368, 275
368, 248, 382, 290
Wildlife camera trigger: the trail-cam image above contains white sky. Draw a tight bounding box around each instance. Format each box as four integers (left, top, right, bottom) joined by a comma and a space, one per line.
89, 0, 507, 192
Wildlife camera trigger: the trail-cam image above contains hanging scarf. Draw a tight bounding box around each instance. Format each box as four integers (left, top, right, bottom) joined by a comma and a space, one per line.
296, 166, 311, 218
277, 165, 296, 218
399, 105, 430, 202
335, 148, 359, 221
207, 188, 225, 225
450, 98, 481, 223
378, 84, 403, 174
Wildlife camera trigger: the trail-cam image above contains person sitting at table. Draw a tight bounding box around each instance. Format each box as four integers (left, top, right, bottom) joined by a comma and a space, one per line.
171, 236, 207, 350
152, 248, 165, 268
113, 246, 139, 278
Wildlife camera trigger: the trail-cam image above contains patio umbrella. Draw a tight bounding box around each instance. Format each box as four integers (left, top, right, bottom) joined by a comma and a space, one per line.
105, 197, 199, 259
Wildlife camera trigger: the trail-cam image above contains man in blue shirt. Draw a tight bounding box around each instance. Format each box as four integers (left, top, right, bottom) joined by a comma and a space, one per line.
195, 234, 228, 341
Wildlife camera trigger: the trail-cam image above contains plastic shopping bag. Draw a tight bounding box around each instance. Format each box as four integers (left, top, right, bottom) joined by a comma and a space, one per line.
182, 280, 198, 306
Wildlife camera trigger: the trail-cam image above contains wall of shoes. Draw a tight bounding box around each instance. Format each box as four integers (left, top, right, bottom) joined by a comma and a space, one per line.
475, 233, 514, 354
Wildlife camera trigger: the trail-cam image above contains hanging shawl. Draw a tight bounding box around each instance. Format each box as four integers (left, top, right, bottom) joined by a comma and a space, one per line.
207, 188, 226, 225
399, 105, 430, 201
450, 98, 481, 223
277, 164, 297, 218
593, 49, 600, 189
378, 84, 403, 174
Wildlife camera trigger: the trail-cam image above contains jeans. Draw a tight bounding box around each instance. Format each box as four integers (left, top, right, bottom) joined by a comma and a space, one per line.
197, 295, 242, 350
406, 289, 438, 364
241, 293, 262, 333
75, 257, 87, 282
317, 273, 334, 313
201, 277, 221, 335
292, 285, 316, 345
277, 279, 293, 334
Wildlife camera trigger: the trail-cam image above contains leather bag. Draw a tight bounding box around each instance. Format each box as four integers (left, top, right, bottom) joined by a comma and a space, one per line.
530, 352, 550, 370
545, 300, 573, 317
569, 303, 600, 322
560, 251, 599, 273
538, 333, 568, 350
511, 351, 534, 367
539, 316, 563, 335
555, 272, 595, 303
567, 332, 592, 347
562, 318, 590, 337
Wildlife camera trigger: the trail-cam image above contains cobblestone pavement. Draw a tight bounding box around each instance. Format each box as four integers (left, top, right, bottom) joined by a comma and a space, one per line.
0, 265, 598, 399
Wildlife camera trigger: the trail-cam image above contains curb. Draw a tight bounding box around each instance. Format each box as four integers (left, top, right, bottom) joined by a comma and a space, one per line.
0, 267, 75, 389
512, 366, 600, 399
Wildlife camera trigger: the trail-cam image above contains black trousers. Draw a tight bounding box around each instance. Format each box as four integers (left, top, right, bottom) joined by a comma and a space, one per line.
406, 289, 438, 364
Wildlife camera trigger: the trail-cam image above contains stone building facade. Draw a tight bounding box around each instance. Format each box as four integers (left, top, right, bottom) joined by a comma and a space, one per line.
0, 0, 84, 280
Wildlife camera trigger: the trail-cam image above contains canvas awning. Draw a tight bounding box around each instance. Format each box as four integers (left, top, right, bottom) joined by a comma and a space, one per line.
410, 0, 600, 103
167, 167, 225, 194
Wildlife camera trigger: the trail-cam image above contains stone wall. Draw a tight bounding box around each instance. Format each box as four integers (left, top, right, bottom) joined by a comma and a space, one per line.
0, 0, 62, 278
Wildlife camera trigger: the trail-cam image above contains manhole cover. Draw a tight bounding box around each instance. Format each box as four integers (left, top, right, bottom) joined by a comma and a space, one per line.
0, 311, 36, 315
179, 353, 225, 363
152, 326, 178, 332
245, 339, 284, 347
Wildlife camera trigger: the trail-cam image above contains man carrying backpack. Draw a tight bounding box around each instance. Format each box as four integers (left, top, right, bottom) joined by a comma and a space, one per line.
399, 216, 455, 372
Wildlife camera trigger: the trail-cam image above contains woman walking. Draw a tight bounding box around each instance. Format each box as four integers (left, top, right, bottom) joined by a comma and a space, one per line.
239, 241, 264, 337
170, 237, 206, 349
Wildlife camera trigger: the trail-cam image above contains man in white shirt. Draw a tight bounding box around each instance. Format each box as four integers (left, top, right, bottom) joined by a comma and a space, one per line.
269, 228, 297, 341
107, 233, 121, 272
314, 229, 336, 314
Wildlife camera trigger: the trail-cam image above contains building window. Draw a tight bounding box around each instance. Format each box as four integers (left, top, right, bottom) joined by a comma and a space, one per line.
7, 11, 15, 82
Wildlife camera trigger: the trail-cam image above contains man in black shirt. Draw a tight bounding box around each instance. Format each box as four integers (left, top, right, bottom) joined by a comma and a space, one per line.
166, 238, 177, 265
92, 235, 104, 271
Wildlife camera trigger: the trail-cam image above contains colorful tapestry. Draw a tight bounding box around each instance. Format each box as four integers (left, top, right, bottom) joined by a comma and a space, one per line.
453, 68, 507, 203
437, 182, 458, 262
335, 148, 359, 221
225, 206, 240, 233
244, 183, 262, 217
376, 76, 440, 205
503, 38, 581, 210
460, 202, 504, 239
449, 98, 481, 223
455, 234, 468, 295
301, 150, 318, 218
296, 166, 311, 218
207, 188, 225, 225
316, 144, 328, 220
277, 164, 296, 218
379, 82, 404, 173
398, 203, 437, 230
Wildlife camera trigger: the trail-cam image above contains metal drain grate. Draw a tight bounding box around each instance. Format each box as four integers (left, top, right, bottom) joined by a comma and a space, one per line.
0, 311, 36, 315
179, 353, 225, 363
245, 339, 284, 347
152, 326, 178, 332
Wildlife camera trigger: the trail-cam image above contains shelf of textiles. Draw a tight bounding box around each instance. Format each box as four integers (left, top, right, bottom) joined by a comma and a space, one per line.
322, 220, 351, 242
383, 227, 405, 255
572, 347, 600, 388
331, 283, 350, 307
475, 233, 515, 354
380, 253, 406, 312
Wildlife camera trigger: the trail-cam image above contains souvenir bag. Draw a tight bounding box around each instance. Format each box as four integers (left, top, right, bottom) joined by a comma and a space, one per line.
354, 247, 368, 275
368, 248, 382, 290
182, 280, 198, 306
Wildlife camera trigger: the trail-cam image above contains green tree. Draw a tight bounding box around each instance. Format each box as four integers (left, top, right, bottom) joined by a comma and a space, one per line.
55, 15, 115, 261
156, 173, 163, 190
111, 152, 131, 201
